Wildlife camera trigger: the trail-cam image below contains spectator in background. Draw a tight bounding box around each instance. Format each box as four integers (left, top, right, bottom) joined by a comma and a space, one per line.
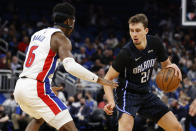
97, 68, 105, 78
11, 106, 32, 131
98, 94, 107, 109
74, 46, 87, 64
9, 37, 18, 55
17, 36, 29, 53
73, 92, 83, 108
67, 96, 78, 122
0, 54, 9, 69
85, 91, 97, 111
187, 64, 196, 82
91, 59, 105, 72
84, 37, 96, 57
2, 93, 17, 114
11, 56, 21, 72
91, 47, 103, 61
93, 38, 104, 50
105, 33, 119, 48
0, 105, 9, 131
6, 51, 12, 68
52, 85, 66, 105
75, 97, 91, 130
102, 49, 113, 65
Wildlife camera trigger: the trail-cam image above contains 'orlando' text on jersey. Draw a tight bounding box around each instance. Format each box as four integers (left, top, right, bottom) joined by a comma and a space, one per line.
112, 35, 168, 92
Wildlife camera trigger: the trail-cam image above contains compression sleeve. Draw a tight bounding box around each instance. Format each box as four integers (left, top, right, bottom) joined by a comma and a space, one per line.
63, 57, 98, 82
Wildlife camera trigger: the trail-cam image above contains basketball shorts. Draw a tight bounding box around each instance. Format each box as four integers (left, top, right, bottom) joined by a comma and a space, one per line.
115, 87, 170, 123
14, 78, 73, 129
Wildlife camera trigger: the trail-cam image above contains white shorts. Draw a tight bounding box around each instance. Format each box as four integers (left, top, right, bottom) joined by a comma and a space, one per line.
14, 78, 73, 130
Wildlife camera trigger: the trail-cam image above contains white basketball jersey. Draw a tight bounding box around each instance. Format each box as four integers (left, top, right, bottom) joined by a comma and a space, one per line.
20, 27, 62, 83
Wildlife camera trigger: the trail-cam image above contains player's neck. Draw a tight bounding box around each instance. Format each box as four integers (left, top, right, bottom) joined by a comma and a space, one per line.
54, 25, 65, 32
53, 25, 68, 37
135, 38, 147, 50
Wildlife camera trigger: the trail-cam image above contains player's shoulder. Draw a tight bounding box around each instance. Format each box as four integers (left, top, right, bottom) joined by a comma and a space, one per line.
116, 41, 132, 57
122, 41, 132, 49
121, 41, 132, 52
147, 35, 162, 48
51, 30, 71, 47
51, 31, 69, 42
147, 35, 161, 42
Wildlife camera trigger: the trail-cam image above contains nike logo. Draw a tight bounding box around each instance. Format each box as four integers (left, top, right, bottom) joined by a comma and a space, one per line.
148, 49, 153, 53
135, 57, 141, 61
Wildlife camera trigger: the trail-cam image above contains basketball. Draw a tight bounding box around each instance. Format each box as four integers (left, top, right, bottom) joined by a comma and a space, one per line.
156, 68, 180, 92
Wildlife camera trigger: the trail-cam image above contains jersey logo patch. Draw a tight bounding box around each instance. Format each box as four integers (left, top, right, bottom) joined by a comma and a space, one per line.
135, 57, 141, 61
148, 49, 154, 53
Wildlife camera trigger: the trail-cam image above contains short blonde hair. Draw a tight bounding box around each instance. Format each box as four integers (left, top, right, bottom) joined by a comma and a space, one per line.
128, 13, 148, 28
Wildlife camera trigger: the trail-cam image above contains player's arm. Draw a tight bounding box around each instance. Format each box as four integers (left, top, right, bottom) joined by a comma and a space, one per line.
104, 66, 119, 103
189, 98, 196, 116
104, 49, 127, 115
51, 32, 118, 87
155, 36, 182, 81
103, 66, 119, 115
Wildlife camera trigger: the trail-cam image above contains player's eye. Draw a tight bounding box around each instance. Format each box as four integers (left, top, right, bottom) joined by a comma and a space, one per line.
130, 29, 134, 32
136, 29, 141, 32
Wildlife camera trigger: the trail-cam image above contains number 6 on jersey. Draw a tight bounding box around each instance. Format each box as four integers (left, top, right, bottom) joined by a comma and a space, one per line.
25, 46, 38, 67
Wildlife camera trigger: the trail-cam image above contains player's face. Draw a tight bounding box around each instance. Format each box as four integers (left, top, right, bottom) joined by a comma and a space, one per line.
129, 23, 148, 45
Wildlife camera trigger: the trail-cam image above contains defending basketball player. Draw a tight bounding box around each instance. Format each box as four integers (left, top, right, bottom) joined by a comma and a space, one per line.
103, 14, 182, 131
13, 2, 117, 131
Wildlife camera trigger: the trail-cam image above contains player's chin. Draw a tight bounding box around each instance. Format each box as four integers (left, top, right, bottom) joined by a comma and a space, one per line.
133, 41, 141, 45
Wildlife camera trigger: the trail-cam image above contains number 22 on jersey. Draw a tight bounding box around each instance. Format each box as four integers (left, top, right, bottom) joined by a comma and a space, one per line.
25, 46, 38, 67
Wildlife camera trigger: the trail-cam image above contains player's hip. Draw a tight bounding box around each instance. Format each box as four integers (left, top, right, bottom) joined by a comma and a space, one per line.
117, 80, 151, 94
14, 78, 53, 104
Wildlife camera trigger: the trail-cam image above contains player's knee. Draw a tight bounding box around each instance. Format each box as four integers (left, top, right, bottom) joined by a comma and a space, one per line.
59, 126, 78, 131
34, 118, 44, 126
119, 120, 133, 131
59, 121, 78, 131
119, 124, 133, 131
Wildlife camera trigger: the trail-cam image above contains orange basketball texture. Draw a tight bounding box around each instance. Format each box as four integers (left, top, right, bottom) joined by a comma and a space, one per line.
156, 68, 180, 92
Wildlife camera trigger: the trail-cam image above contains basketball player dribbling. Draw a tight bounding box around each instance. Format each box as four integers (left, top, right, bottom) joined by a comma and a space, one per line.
13, 2, 117, 131
103, 14, 183, 131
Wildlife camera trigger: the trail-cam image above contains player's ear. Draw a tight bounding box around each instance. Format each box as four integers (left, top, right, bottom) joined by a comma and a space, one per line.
145, 28, 149, 35
64, 19, 69, 25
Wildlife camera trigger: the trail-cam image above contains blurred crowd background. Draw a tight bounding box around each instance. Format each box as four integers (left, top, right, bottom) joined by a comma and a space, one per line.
0, 0, 196, 131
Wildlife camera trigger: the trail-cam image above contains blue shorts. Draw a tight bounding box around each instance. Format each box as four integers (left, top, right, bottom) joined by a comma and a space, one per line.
115, 87, 169, 123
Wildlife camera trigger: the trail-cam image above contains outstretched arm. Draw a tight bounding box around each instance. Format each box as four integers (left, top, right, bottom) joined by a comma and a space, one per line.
51, 32, 118, 87
103, 66, 119, 115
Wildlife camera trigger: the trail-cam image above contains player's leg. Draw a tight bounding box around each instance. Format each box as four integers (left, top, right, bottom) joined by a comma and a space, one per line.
59, 120, 77, 131
118, 113, 134, 131
14, 79, 77, 131
47, 109, 77, 131
25, 118, 44, 131
115, 88, 141, 131
36, 81, 77, 130
138, 92, 182, 131
157, 111, 182, 131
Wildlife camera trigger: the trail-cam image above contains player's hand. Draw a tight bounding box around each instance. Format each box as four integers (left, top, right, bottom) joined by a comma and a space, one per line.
104, 102, 115, 115
189, 99, 196, 117
52, 86, 63, 96
165, 64, 182, 81
97, 77, 118, 88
